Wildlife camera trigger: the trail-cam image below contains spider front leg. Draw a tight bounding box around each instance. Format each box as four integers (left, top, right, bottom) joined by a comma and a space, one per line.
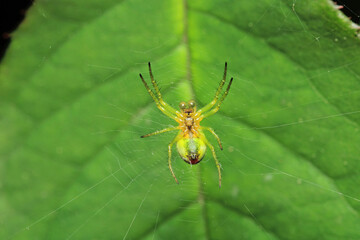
147, 62, 179, 115
200, 77, 233, 119
198, 62, 228, 114
139, 73, 178, 120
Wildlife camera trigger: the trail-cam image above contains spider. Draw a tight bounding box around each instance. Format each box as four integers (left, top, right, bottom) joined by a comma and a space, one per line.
139, 62, 233, 187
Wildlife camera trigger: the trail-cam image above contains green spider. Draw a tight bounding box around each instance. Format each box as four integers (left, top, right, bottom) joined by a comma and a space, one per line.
139, 62, 233, 187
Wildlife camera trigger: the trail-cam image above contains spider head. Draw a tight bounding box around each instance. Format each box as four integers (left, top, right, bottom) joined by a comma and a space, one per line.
179, 100, 196, 116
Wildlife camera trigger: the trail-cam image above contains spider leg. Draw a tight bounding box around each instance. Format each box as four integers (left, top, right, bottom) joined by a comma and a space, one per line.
141, 127, 179, 138
168, 133, 182, 184
200, 77, 233, 119
199, 133, 222, 188
148, 62, 179, 115
198, 62, 228, 114
200, 126, 223, 150
139, 73, 178, 120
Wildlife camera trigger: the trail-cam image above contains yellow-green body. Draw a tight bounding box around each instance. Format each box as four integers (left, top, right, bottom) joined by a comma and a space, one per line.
176, 136, 206, 165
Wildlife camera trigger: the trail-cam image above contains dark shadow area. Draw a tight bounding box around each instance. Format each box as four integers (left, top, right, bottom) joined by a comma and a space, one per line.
0, 0, 33, 62
333, 0, 360, 24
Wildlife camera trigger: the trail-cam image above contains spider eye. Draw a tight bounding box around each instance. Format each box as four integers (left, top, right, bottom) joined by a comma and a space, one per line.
179, 101, 187, 109
188, 100, 196, 108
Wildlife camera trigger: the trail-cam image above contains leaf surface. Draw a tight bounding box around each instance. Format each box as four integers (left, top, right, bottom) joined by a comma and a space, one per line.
1, 0, 360, 239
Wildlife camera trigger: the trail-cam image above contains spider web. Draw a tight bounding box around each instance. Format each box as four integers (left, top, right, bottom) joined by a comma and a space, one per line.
2, 0, 360, 239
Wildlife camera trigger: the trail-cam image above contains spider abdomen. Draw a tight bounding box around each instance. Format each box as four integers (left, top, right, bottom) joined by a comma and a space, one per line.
176, 137, 206, 165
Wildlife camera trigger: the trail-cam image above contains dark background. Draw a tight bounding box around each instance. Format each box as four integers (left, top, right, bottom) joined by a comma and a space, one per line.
0, 0, 34, 61
0, 0, 359, 62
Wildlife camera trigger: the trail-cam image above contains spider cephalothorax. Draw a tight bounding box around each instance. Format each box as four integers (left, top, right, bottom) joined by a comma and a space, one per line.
176, 100, 205, 165
178, 101, 199, 133
140, 62, 233, 187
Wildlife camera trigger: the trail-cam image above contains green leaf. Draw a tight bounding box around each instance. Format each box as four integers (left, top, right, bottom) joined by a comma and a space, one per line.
1, 0, 360, 239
